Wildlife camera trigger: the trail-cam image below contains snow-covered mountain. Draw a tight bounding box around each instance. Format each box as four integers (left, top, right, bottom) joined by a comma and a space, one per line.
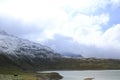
0, 30, 61, 59
0, 30, 62, 70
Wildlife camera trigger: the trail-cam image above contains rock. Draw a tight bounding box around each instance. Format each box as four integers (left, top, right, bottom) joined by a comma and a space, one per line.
13, 74, 18, 76
47, 72, 63, 80
36, 72, 63, 80
84, 78, 95, 80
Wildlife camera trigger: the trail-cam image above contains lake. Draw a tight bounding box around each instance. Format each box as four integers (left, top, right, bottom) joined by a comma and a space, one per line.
41, 70, 120, 80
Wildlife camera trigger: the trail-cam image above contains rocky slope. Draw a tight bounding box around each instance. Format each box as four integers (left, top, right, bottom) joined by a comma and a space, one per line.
0, 30, 61, 71
0, 30, 61, 58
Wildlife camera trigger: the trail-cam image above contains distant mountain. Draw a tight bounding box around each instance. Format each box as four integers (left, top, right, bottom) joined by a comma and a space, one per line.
62, 52, 83, 58
0, 30, 61, 70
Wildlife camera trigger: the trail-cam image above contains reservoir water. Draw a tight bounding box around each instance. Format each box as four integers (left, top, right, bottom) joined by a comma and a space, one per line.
42, 70, 120, 80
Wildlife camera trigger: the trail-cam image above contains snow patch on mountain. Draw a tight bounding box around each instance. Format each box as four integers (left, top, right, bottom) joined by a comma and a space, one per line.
0, 30, 61, 59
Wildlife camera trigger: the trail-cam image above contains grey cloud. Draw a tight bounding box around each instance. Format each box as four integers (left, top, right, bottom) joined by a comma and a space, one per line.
43, 34, 83, 54
0, 16, 120, 59
43, 34, 120, 59
0, 16, 43, 41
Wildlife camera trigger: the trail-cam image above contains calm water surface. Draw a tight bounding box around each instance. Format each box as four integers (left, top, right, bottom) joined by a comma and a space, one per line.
42, 70, 120, 80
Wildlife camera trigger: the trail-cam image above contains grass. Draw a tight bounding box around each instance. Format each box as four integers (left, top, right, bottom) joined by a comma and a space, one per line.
0, 57, 120, 80
0, 66, 38, 80
0, 74, 37, 80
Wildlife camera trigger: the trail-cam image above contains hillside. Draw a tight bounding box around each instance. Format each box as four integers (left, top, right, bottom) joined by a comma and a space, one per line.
0, 30, 61, 73
44, 58, 120, 70
0, 30, 120, 74
54, 58, 120, 70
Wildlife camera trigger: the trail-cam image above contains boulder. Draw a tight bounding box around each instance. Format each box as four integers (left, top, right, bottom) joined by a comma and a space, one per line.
36, 72, 63, 80
84, 78, 95, 80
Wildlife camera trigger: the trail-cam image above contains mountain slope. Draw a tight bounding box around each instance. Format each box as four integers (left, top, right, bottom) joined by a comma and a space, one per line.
0, 30, 61, 58
0, 30, 61, 71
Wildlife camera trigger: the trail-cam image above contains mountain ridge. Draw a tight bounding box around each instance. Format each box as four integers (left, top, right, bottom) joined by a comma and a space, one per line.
0, 30, 62, 71
0, 30, 61, 58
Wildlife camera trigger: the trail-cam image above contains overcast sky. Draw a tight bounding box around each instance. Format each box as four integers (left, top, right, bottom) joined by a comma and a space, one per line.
0, 0, 120, 58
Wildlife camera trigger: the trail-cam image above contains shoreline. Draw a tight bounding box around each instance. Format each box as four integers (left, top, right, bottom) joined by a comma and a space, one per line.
0, 70, 120, 80
37, 69, 120, 73
0, 72, 63, 80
